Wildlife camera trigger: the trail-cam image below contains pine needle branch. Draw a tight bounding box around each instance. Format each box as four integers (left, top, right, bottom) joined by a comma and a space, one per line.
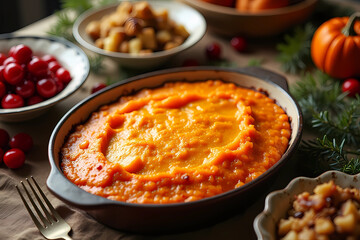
276, 23, 314, 74
311, 97, 360, 146
47, 11, 75, 41
301, 136, 360, 174
290, 70, 347, 124
88, 55, 105, 74
60, 0, 93, 14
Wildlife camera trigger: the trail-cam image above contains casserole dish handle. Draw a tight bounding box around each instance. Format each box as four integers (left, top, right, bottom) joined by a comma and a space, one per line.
241, 66, 289, 92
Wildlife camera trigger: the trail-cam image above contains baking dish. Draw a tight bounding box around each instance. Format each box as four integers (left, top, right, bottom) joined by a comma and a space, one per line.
48, 67, 303, 233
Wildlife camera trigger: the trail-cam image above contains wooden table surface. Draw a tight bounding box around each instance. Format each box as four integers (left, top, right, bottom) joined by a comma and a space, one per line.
1, 1, 359, 239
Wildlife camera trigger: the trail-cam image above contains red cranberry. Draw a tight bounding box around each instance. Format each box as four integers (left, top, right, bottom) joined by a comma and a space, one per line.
48, 61, 62, 73
41, 55, 57, 64
56, 67, 71, 84
0, 66, 5, 82
9, 132, 33, 152
206, 42, 222, 60
3, 148, 26, 169
230, 36, 247, 52
0, 128, 10, 148
3, 57, 17, 66
3, 63, 24, 85
15, 80, 35, 98
182, 59, 200, 67
342, 78, 360, 97
10, 44, 33, 64
27, 95, 44, 106
36, 78, 57, 98
0, 53, 7, 65
27, 57, 48, 78
1, 93, 24, 108
91, 83, 107, 94
0, 82, 6, 98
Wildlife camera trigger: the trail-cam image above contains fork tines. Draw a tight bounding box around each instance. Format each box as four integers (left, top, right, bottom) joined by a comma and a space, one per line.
15, 176, 60, 229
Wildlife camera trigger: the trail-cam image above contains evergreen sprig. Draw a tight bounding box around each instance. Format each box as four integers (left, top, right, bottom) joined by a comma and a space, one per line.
276, 23, 314, 74
48, 0, 119, 75
291, 70, 347, 123
60, 0, 93, 14
292, 70, 360, 174
312, 99, 360, 146
247, 58, 264, 67
88, 55, 105, 74
47, 11, 75, 41
301, 136, 360, 175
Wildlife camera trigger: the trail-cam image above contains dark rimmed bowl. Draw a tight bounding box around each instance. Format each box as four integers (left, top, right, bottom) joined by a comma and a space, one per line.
180, 0, 317, 37
47, 67, 303, 233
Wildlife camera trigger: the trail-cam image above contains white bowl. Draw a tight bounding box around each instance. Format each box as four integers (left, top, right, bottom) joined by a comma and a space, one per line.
0, 35, 90, 122
254, 170, 360, 240
73, 1, 206, 69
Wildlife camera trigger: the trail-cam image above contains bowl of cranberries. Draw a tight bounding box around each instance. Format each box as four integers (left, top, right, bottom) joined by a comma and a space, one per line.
0, 35, 90, 122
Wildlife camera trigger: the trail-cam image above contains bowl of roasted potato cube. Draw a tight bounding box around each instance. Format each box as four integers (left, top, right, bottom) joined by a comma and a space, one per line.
254, 171, 360, 240
73, 1, 206, 69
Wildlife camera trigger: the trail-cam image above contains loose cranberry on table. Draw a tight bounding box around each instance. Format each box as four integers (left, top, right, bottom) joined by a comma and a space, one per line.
342, 78, 360, 97
91, 82, 107, 94
206, 42, 222, 60
0, 128, 10, 148
9, 132, 33, 152
0, 148, 4, 164
231, 36, 247, 52
3, 148, 26, 169
182, 59, 200, 67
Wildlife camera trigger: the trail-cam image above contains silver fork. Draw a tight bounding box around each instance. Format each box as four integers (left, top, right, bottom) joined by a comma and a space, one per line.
15, 176, 73, 240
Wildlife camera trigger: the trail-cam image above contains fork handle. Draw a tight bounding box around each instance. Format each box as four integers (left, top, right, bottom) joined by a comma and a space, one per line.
61, 234, 73, 240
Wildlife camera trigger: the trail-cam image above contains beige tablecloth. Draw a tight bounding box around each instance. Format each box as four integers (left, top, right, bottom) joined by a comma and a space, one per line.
0, 168, 277, 240
1, 0, 359, 239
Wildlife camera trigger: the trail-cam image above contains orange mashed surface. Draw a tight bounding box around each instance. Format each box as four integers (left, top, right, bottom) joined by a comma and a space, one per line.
61, 80, 291, 204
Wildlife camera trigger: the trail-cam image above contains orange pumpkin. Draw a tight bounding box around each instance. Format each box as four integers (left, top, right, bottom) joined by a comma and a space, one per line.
311, 13, 360, 79
235, 0, 288, 11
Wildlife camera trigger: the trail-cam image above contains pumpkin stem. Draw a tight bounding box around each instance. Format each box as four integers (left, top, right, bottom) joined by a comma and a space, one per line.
342, 12, 360, 36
